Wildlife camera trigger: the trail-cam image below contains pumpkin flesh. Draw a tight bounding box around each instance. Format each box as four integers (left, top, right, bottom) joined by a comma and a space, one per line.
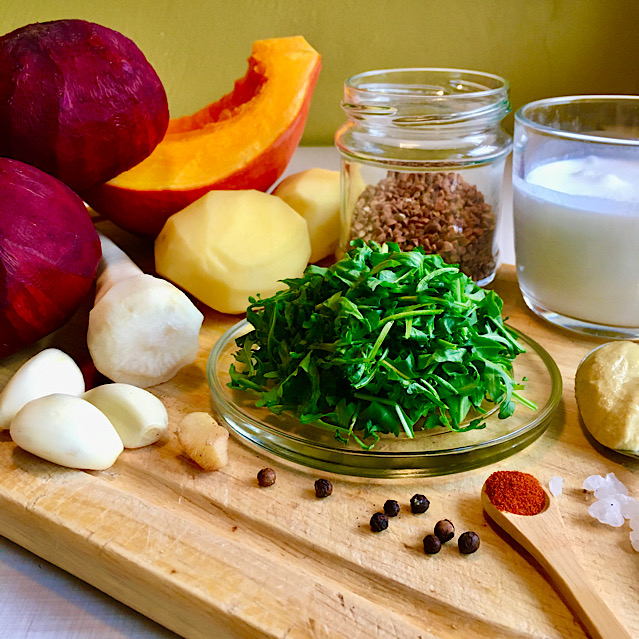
83, 36, 321, 236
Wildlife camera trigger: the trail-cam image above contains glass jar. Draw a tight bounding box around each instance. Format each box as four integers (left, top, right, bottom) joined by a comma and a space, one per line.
335, 68, 512, 285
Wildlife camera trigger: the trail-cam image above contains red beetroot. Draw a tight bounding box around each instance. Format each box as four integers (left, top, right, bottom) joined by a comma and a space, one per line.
0, 19, 169, 191
0, 158, 101, 358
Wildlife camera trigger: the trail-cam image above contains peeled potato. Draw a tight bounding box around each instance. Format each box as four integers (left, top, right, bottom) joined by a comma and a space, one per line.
575, 341, 639, 452
155, 190, 310, 314
273, 168, 340, 262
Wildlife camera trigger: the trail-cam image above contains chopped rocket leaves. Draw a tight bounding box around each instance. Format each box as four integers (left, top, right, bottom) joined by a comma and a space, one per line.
229, 241, 533, 449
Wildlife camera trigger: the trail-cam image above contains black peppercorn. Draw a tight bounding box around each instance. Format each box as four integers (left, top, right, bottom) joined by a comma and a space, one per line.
434, 519, 455, 543
422, 533, 441, 554
383, 499, 400, 517
458, 531, 480, 554
370, 512, 389, 533
410, 493, 430, 514
257, 467, 276, 487
314, 478, 333, 498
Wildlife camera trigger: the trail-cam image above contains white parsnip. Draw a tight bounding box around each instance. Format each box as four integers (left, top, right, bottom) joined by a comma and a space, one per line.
87, 233, 204, 388
93, 233, 147, 305
0, 348, 85, 430
83, 383, 169, 448
176, 412, 229, 471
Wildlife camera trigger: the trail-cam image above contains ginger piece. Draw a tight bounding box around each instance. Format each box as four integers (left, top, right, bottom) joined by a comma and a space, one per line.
176, 412, 229, 470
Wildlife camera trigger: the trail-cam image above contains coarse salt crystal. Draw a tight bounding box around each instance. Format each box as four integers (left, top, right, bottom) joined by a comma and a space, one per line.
618, 494, 639, 520
584, 472, 638, 551
588, 496, 625, 527
593, 472, 628, 499
583, 474, 606, 491
548, 476, 563, 496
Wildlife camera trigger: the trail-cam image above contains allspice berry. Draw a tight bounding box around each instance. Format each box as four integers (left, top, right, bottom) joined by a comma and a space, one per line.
370, 512, 389, 533
314, 478, 333, 498
423, 534, 441, 554
434, 519, 455, 543
257, 467, 276, 487
410, 493, 430, 514
458, 531, 480, 554
383, 499, 401, 517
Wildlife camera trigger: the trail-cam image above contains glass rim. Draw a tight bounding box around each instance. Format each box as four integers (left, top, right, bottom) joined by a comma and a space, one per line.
515, 94, 639, 146
344, 67, 510, 100
207, 319, 562, 477
342, 68, 510, 125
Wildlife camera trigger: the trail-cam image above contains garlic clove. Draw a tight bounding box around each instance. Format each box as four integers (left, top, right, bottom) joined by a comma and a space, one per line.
83, 383, 169, 448
10, 393, 123, 470
0, 348, 85, 431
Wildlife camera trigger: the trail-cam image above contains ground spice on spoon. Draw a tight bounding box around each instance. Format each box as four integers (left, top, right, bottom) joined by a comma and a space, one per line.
484, 470, 546, 516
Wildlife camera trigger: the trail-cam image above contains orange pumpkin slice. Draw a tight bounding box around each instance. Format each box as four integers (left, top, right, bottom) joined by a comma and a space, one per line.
83, 36, 321, 236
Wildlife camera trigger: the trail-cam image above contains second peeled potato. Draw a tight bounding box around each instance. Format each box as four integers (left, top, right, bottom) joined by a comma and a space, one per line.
273, 168, 341, 263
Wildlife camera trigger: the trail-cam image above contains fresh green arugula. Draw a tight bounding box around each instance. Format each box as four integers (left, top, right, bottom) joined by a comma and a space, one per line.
229, 241, 535, 449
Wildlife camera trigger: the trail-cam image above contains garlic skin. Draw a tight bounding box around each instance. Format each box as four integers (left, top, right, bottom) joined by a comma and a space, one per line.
0, 348, 85, 431
83, 383, 169, 448
10, 394, 124, 470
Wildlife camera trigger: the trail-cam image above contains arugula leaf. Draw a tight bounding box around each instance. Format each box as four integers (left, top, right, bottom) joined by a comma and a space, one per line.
229, 241, 533, 448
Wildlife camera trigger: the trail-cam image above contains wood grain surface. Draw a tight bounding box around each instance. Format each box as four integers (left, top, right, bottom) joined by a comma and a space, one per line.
1, 226, 637, 639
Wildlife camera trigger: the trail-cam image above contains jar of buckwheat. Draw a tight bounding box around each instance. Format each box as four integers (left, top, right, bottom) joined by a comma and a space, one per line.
335, 68, 512, 285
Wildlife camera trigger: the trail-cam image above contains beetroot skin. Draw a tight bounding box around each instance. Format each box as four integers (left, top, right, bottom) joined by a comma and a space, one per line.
0, 158, 102, 358
0, 19, 169, 191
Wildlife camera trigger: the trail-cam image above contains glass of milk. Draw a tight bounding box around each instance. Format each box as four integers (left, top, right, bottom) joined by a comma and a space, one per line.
513, 95, 639, 338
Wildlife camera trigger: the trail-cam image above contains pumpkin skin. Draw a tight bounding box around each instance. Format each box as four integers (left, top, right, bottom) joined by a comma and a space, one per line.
83, 36, 321, 237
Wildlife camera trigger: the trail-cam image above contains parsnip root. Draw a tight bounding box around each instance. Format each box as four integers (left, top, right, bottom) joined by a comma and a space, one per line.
87, 233, 204, 388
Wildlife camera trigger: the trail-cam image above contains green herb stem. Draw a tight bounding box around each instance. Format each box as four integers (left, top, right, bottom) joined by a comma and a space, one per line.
231, 241, 529, 449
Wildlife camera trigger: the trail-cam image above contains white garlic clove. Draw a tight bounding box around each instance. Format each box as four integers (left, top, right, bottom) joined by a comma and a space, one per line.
10, 394, 123, 470
0, 348, 85, 430
83, 383, 169, 448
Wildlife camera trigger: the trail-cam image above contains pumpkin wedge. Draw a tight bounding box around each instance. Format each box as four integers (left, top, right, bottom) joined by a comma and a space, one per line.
83, 36, 321, 236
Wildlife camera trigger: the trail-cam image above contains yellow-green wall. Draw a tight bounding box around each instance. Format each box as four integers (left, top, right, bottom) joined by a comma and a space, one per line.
1, 1, 638, 144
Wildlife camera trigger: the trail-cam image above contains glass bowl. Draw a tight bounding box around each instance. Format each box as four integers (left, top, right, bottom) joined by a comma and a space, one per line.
208, 320, 562, 478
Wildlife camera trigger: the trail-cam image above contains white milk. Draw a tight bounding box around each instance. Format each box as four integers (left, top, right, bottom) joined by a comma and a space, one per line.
513, 155, 639, 327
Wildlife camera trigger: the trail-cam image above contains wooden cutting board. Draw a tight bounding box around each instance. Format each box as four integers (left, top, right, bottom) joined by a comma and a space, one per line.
1, 227, 637, 639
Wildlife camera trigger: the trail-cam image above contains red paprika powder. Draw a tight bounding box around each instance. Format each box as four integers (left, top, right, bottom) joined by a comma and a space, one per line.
484, 470, 546, 516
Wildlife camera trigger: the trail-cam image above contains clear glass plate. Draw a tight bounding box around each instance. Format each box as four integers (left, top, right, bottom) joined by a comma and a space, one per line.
208, 320, 563, 478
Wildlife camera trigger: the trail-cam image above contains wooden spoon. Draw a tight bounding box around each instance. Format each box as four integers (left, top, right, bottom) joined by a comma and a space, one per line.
481, 485, 631, 639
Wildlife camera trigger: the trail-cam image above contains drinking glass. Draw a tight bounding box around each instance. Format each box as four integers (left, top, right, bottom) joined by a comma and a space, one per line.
513, 95, 639, 339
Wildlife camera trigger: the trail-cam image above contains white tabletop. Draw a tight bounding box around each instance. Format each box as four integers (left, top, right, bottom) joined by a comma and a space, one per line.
0, 147, 515, 639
